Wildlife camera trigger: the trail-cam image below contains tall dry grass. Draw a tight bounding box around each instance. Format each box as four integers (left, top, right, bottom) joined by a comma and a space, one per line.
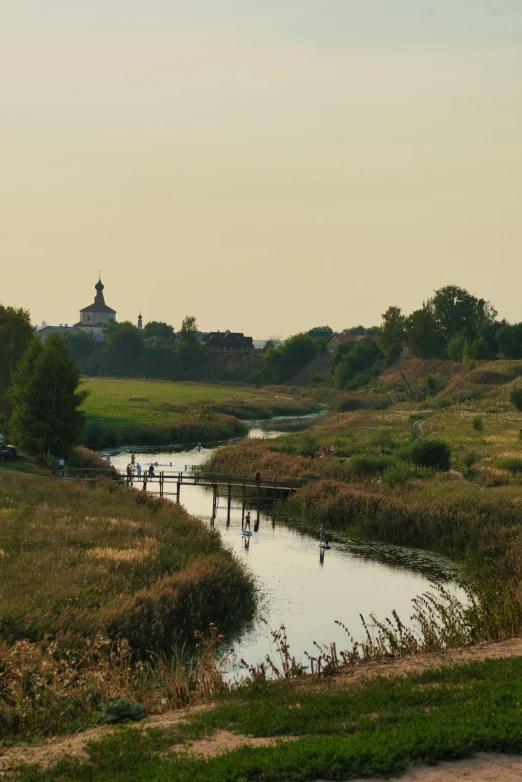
0, 473, 254, 652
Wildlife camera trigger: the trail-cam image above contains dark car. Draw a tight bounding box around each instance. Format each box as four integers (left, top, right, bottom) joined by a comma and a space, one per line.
0, 444, 15, 461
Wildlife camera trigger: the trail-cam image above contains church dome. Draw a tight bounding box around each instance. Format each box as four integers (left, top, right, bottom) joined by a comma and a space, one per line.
95, 278, 104, 292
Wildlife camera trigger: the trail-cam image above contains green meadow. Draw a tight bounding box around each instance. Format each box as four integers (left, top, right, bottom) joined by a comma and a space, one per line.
80, 378, 320, 448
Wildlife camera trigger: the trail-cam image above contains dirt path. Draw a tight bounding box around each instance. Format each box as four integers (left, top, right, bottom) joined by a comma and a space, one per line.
324, 753, 522, 782
1, 636, 521, 776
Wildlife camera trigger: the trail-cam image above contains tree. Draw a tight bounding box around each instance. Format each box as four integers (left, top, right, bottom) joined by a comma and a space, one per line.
447, 335, 467, 362
10, 334, 87, 461
65, 331, 97, 361
377, 306, 406, 360
307, 325, 333, 341
342, 325, 380, 336
496, 322, 522, 359
177, 316, 206, 371
143, 321, 174, 340
103, 321, 144, 363
331, 340, 383, 390
406, 308, 444, 359
0, 305, 33, 394
263, 333, 317, 383
427, 285, 497, 343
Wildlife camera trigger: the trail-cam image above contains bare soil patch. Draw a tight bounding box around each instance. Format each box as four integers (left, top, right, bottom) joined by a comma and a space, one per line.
1, 637, 521, 775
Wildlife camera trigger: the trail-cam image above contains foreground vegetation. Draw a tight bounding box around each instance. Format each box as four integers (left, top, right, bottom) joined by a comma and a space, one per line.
9, 655, 522, 780
0, 473, 254, 740
80, 378, 320, 448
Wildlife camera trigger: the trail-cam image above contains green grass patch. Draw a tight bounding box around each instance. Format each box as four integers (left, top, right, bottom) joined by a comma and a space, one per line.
13, 656, 522, 781
80, 379, 320, 447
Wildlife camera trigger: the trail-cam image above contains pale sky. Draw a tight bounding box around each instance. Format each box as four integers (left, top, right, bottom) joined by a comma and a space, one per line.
1, 1, 521, 336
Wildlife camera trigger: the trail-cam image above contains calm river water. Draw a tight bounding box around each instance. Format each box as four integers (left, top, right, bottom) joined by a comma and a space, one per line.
104, 426, 466, 672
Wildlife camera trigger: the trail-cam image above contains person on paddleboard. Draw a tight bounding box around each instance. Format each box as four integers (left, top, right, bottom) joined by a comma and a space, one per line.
320, 525, 328, 545
244, 512, 251, 531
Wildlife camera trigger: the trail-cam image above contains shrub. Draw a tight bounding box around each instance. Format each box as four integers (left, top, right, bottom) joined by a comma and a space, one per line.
509, 386, 522, 412
101, 699, 147, 725
409, 439, 451, 471
463, 452, 478, 469
447, 335, 467, 362
436, 396, 453, 409
383, 462, 411, 488
472, 416, 484, 432
348, 455, 394, 477
495, 458, 522, 474
338, 398, 367, 412
128, 395, 150, 402
421, 374, 447, 397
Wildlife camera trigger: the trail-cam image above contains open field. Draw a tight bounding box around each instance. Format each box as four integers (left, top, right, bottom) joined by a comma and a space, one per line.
80, 378, 320, 448
7, 649, 522, 781
0, 472, 254, 740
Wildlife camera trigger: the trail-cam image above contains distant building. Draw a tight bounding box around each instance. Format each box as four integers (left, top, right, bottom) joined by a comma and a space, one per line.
325, 333, 369, 354
37, 324, 79, 342
38, 277, 117, 344
137, 312, 143, 332
202, 331, 254, 352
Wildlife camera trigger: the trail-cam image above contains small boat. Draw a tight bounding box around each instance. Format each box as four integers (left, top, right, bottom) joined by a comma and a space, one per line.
242, 530, 253, 537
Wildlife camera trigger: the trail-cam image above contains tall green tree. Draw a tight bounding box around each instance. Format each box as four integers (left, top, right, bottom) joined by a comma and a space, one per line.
0, 305, 33, 435
177, 316, 207, 371
0, 306, 33, 394
103, 321, 144, 363
10, 334, 87, 462
377, 306, 406, 360
406, 308, 444, 359
263, 333, 317, 383
427, 285, 497, 343
143, 321, 174, 340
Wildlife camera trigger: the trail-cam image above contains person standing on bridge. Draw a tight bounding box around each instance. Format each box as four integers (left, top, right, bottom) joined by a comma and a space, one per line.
255, 470, 261, 486
136, 462, 142, 478
148, 464, 154, 477
131, 453, 136, 466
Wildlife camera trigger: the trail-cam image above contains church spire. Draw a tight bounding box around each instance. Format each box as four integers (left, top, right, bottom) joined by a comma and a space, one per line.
137, 309, 143, 332
94, 276, 105, 304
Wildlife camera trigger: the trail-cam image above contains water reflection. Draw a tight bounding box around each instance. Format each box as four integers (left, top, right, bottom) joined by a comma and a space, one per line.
104, 440, 467, 670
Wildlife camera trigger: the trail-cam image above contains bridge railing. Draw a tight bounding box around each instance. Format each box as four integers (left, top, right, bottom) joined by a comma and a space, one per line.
68, 467, 320, 488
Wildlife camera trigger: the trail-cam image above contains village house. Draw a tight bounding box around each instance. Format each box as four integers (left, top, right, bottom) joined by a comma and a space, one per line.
201, 331, 254, 352
325, 333, 369, 354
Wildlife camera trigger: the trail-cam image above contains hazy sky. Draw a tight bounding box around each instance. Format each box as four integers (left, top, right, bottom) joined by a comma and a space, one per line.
2, 1, 521, 336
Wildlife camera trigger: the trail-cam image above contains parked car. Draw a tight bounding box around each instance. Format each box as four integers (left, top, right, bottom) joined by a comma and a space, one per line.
0, 444, 15, 461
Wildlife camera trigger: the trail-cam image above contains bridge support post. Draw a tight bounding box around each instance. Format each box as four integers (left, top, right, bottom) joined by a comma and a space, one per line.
242, 483, 246, 522
227, 483, 232, 523
176, 479, 181, 503
160, 471, 164, 497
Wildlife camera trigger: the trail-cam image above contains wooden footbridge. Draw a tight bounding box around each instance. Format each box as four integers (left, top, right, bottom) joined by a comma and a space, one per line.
70, 468, 313, 522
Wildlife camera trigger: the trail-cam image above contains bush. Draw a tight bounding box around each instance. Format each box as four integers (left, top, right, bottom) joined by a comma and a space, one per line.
447, 335, 467, 362
383, 462, 411, 488
472, 416, 484, 432
338, 398, 367, 412
463, 452, 478, 469
101, 699, 147, 725
495, 458, 522, 474
421, 374, 447, 397
436, 396, 453, 409
409, 439, 451, 471
348, 455, 394, 477
509, 386, 522, 412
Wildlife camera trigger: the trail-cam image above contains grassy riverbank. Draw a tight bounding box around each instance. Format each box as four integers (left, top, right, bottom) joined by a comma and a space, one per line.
8, 652, 522, 781
80, 378, 320, 448
0, 472, 254, 741
205, 364, 522, 634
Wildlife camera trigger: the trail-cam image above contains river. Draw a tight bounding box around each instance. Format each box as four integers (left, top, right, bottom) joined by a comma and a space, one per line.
103, 424, 466, 674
